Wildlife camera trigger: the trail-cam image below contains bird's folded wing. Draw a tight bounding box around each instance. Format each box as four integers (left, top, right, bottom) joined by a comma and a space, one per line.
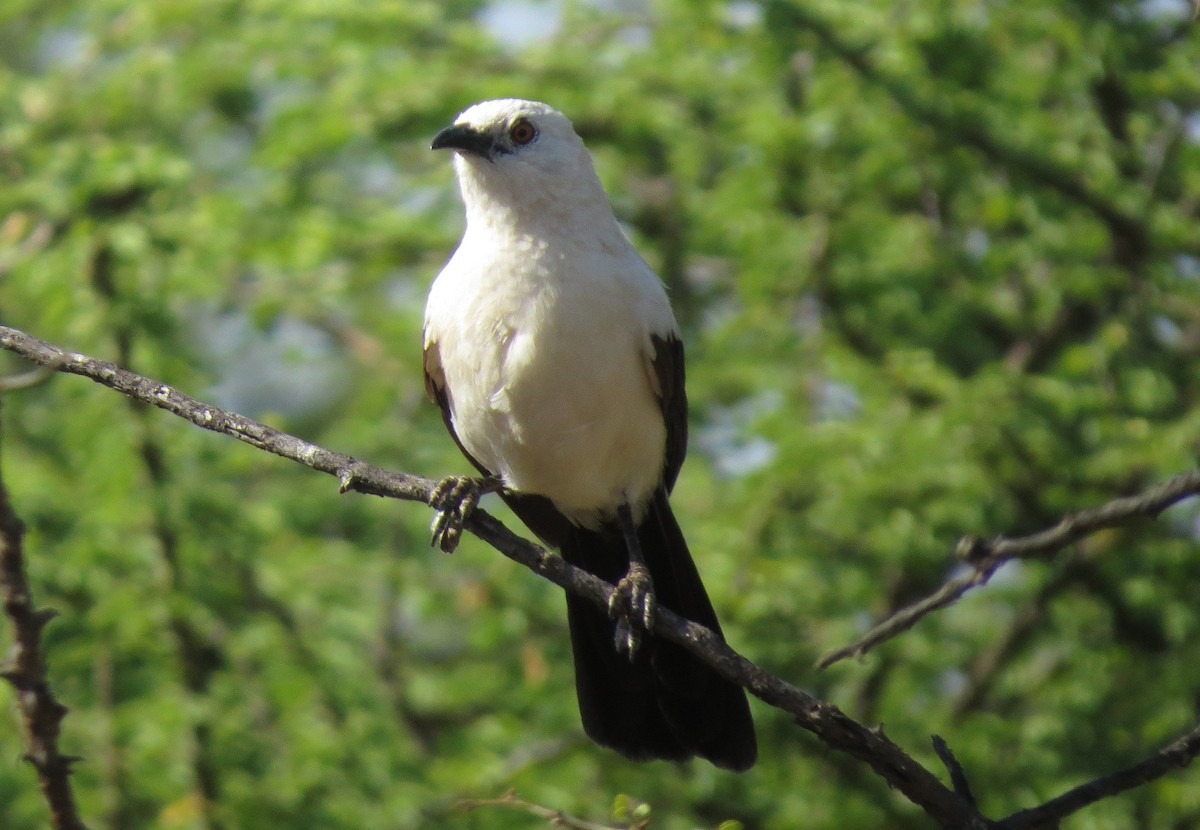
646, 332, 687, 494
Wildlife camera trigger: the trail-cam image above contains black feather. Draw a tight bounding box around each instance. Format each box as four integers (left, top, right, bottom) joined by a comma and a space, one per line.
506, 488, 757, 771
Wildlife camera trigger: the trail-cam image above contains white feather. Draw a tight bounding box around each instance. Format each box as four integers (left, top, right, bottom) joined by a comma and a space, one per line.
425, 99, 679, 525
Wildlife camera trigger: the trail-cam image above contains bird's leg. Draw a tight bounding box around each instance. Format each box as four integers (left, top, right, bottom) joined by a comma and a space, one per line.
429, 475, 503, 553
609, 500, 656, 657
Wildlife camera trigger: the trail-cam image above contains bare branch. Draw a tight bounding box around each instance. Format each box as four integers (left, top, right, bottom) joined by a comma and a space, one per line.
0, 402, 90, 830
458, 791, 634, 830
0, 356, 63, 392
817, 560, 994, 669
0, 324, 985, 828
818, 469, 1200, 668
999, 722, 1200, 829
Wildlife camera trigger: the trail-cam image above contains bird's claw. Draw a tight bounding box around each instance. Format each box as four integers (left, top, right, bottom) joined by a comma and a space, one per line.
429, 475, 500, 553
608, 562, 655, 657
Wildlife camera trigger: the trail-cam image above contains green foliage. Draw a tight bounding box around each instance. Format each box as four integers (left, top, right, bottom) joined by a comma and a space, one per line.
2, 0, 1199, 828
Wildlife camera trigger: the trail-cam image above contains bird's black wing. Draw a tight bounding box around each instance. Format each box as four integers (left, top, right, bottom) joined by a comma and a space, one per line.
648, 332, 687, 493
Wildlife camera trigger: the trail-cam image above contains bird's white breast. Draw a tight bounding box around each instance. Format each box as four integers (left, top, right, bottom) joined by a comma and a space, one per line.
425, 229, 675, 526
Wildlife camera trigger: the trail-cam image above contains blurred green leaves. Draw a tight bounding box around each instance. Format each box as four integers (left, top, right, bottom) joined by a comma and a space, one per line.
2, 0, 1199, 828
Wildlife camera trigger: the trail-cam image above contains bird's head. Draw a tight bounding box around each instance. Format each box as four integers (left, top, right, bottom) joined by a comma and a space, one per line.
432, 99, 609, 225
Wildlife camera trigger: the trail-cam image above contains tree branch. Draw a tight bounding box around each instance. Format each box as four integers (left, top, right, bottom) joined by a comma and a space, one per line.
0, 323, 983, 827
0, 400, 90, 830
457, 791, 634, 830
818, 469, 1200, 668
999, 721, 1200, 829
932, 736, 976, 808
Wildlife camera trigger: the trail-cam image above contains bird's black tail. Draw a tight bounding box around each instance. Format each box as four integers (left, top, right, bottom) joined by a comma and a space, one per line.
510, 488, 756, 771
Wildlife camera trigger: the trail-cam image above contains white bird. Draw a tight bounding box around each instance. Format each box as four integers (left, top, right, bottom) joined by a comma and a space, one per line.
423, 98, 756, 770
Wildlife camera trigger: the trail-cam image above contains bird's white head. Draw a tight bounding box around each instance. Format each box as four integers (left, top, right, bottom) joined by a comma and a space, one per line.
431, 99, 610, 228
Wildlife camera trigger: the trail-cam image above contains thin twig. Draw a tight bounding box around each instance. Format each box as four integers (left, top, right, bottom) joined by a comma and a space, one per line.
0, 356, 63, 392
0, 399, 90, 830
458, 791, 633, 830
932, 735, 976, 808
818, 470, 1200, 668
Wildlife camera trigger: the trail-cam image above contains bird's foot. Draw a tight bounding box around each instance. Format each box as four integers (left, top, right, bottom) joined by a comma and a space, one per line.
608, 562, 655, 657
429, 475, 502, 553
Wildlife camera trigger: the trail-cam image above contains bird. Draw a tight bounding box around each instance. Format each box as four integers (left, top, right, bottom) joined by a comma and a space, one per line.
422, 98, 756, 771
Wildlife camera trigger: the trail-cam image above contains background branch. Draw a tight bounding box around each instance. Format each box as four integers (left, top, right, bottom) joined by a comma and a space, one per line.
457, 791, 635, 830
819, 470, 1200, 668
999, 722, 1200, 829
0, 401, 89, 830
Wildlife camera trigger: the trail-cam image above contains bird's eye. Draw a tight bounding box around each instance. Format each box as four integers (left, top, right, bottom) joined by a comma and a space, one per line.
509, 119, 537, 146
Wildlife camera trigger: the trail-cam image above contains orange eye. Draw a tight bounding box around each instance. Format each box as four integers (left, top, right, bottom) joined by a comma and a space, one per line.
509, 118, 537, 145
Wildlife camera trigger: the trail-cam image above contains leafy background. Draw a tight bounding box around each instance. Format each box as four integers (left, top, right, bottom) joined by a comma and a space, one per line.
1, 0, 1199, 827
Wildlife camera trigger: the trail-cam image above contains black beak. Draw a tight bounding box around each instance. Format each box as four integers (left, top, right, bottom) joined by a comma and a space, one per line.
431, 124, 496, 159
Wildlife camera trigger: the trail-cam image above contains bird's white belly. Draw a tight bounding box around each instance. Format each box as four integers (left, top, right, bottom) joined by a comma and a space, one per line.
440, 296, 666, 525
